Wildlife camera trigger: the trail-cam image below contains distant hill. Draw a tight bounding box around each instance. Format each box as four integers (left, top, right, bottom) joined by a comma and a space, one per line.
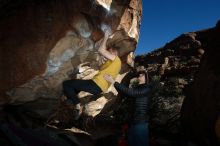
134, 20, 220, 145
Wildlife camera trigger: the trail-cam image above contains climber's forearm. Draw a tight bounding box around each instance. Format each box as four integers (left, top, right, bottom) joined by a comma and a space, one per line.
98, 34, 108, 53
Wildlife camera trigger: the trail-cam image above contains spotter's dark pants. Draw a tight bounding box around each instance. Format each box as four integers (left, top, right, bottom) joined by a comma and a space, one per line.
127, 122, 149, 146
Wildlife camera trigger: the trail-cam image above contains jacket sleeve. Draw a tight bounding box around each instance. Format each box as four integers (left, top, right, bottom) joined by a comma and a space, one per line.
120, 70, 136, 86
114, 82, 150, 98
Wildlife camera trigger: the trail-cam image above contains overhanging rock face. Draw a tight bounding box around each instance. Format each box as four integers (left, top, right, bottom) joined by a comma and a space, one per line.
181, 21, 220, 145
0, 0, 142, 109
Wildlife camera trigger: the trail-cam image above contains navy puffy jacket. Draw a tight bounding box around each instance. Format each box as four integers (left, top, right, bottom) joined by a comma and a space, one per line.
114, 82, 151, 124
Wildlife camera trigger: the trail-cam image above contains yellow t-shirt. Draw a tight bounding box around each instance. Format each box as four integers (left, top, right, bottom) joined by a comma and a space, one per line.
92, 56, 121, 92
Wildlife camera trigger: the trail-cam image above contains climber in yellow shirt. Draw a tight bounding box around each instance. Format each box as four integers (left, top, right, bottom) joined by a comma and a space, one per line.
62, 31, 121, 119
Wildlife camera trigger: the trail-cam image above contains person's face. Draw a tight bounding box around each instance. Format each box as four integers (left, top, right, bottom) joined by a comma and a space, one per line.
138, 73, 146, 84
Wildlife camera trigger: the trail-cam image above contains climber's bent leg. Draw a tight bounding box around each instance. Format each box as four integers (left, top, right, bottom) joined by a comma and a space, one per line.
62, 79, 102, 105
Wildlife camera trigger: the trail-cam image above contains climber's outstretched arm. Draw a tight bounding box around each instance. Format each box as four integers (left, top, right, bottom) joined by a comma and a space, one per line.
98, 32, 116, 61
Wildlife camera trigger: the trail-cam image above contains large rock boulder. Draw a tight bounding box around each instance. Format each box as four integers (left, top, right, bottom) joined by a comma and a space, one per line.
181, 21, 220, 145
0, 0, 142, 110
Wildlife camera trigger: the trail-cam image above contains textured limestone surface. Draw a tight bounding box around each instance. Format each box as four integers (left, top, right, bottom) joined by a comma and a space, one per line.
0, 0, 142, 116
